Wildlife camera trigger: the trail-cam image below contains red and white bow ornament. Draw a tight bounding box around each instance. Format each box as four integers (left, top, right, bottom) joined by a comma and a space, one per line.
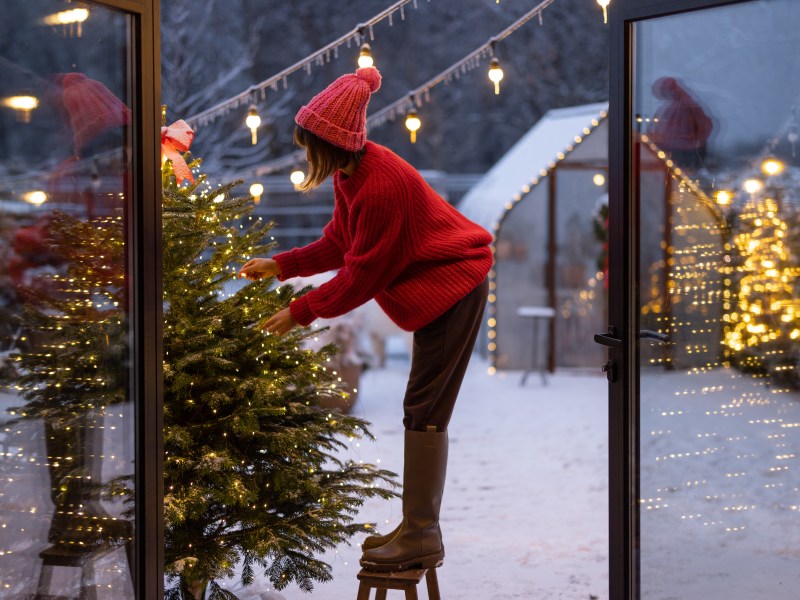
161, 119, 195, 184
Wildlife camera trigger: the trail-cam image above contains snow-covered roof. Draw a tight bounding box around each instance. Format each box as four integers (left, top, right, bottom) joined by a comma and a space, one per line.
458, 102, 609, 231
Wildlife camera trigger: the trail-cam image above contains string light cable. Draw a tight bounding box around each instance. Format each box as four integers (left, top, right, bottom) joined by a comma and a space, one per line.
250, 0, 561, 176
185, 0, 428, 129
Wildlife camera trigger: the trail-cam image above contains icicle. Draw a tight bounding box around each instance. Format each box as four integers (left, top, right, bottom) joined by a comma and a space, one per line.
400, 5, 405, 20
282, 76, 288, 89
413, 0, 418, 8
539, 11, 543, 25
305, 62, 312, 75
388, 12, 393, 26
369, 25, 374, 40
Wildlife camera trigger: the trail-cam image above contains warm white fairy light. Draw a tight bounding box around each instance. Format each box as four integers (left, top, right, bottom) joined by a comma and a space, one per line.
761, 158, 784, 176
405, 111, 421, 143
358, 43, 374, 69
3, 95, 38, 123
593, 173, 606, 187
249, 182, 264, 203
597, 0, 610, 23
245, 106, 261, 145
743, 178, 763, 194
290, 169, 306, 186
488, 58, 504, 95
23, 190, 47, 205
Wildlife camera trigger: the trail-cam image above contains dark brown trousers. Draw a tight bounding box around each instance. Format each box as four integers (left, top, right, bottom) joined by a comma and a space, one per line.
403, 278, 489, 432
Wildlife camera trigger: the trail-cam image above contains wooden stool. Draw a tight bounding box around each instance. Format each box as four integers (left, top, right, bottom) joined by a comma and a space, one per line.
356, 567, 441, 600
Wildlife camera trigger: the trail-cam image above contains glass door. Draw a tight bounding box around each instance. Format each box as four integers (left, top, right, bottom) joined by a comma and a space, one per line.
605, 0, 800, 598
0, 1, 162, 597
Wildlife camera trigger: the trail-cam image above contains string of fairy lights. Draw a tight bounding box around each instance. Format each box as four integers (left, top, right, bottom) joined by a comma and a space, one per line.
182, 0, 611, 190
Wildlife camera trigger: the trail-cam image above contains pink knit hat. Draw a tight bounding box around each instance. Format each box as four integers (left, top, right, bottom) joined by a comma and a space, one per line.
295, 67, 381, 151
59, 73, 131, 153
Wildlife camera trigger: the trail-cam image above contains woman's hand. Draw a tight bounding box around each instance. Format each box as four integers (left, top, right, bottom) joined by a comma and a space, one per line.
262, 307, 297, 336
239, 257, 281, 281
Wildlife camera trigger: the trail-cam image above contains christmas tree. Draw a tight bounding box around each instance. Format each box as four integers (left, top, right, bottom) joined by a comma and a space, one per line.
724, 179, 800, 388
160, 154, 397, 599
3, 145, 397, 598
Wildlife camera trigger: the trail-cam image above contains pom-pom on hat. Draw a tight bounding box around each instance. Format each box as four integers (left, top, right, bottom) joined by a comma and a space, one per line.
295, 67, 381, 151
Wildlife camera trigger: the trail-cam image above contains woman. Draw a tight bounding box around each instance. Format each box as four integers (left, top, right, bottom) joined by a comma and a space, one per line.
239, 66, 492, 572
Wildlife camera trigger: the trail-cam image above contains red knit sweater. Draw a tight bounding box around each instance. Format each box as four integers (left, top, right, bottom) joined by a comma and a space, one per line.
273, 141, 493, 331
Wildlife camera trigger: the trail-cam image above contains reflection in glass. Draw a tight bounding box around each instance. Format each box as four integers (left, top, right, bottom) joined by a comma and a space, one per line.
633, 0, 800, 597
0, 2, 134, 598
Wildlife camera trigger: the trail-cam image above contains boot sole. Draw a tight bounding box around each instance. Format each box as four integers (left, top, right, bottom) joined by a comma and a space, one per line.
360, 549, 444, 573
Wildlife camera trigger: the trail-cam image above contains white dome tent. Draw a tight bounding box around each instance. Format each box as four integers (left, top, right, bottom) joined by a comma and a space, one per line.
459, 102, 610, 373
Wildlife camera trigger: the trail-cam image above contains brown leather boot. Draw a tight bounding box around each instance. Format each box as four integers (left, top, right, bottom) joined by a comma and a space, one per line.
362, 522, 400, 551
360, 427, 447, 572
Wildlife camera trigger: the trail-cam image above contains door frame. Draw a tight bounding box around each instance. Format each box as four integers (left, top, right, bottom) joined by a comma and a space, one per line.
607, 1, 750, 599
90, 1, 163, 597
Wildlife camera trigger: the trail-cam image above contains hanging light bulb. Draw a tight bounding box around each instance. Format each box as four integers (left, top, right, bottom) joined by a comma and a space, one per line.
715, 190, 732, 206
405, 110, 421, 144
743, 178, 763, 194
488, 58, 504, 95
290, 168, 306, 187
23, 190, 47, 206
597, 0, 610, 24
250, 182, 264, 204
44, 7, 89, 37
358, 43, 374, 69
245, 105, 261, 145
3, 95, 39, 123
761, 157, 784, 176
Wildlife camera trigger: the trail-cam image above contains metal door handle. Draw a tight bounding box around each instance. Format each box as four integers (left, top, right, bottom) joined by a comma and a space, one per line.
594, 327, 670, 348
594, 326, 622, 349
639, 329, 669, 344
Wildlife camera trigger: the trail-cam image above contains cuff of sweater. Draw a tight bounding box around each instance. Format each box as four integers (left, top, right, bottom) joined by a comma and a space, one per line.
289, 295, 316, 327
273, 251, 298, 282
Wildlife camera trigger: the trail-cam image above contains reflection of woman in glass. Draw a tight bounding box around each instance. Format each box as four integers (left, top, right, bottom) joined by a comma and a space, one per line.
648, 76, 713, 169
239, 67, 492, 572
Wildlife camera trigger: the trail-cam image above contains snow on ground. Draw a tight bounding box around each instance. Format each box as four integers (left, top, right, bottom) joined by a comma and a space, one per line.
264, 355, 611, 600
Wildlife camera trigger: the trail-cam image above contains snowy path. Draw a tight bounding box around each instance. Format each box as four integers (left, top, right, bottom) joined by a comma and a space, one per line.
261, 357, 610, 600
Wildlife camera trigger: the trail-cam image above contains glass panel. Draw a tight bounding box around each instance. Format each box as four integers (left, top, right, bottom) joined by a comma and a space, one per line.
0, 2, 135, 598
633, 1, 800, 598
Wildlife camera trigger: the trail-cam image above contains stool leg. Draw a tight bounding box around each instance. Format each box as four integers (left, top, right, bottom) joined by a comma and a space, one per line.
376, 589, 388, 600
356, 581, 372, 600
425, 569, 441, 600
404, 583, 419, 600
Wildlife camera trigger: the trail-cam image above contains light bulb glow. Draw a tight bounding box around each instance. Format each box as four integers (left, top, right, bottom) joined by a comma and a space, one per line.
597, 0, 610, 23
715, 190, 732, 205
3, 95, 39, 123
290, 170, 306, 186
761, 158, 784, 176
44, 8, 89, 25
358, 43, 374, 69
405, 111, 421, 144
246, 106, 261, 145
593, 173, 606, 187
488, 58, 504, 95
743, 179, 763, 194
24, 190, 47, 206
250, 183, 264, 203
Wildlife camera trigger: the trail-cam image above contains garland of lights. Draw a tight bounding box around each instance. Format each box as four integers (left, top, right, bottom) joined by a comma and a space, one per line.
185, 0, 427, 130
250, 0, 564, 179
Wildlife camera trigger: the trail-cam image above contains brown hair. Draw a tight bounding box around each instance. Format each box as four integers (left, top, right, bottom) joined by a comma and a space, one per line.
293, 125, 364, 191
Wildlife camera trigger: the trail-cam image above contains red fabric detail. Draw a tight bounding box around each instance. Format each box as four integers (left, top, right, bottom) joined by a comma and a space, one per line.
274, 142, 493, 331
294, 67, 381, 151
59, 73, 131, 153
647, 77, 712, 151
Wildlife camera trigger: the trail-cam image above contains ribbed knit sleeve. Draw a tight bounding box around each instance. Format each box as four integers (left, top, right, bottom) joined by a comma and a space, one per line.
288, 187, 408, 325
273, 196, 346, 280
273, 222, 344, 280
